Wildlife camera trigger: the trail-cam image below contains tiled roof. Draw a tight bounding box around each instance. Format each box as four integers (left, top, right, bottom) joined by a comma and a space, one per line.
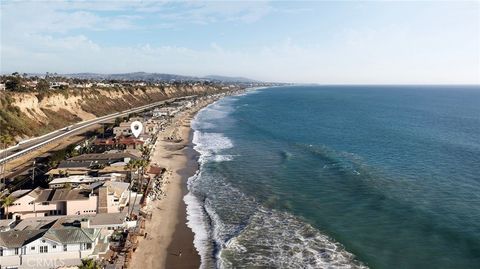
43, 228, 99, 244
0, 229, 46, 248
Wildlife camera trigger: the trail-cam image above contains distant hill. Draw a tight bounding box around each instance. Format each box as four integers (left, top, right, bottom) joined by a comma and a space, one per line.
62, 72, 259, 83
204, 75, 258, 83
64, 72, 195, 82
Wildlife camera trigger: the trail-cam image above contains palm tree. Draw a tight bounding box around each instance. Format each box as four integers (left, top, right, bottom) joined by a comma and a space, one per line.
129, 159, 149, 217
1, 196, 14, 219
140, 145, 151, 159
78, 259, 100, 269
124, 160, 137, 215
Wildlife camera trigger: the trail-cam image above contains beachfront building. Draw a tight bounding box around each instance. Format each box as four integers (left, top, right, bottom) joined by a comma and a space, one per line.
67, 152, 140, 165
7, 187, 98, 219
7, 182, 133, 219
114, 121, 143, 138
0, 227, 108, 269
48, 174, 122, 189
93, 137, 145, 150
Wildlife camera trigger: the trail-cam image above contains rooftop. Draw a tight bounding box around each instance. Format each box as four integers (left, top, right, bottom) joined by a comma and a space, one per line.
58, 160, 93, 169
49, 175, 112, 186
0, 229, 46, 248
13, 216, 60, 231
68, 152, 140, 162
43, 227, 99, 244
30, 188, 92, 202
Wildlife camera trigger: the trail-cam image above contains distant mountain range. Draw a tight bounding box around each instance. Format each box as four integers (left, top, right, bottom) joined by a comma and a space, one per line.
203, 75, 258, 83
61, 72, 258, 83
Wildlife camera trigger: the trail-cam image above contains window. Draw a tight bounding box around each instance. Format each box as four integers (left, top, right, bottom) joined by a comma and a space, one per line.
41, 202, 49, 205
31, 246, 35, 250
40, 246, 48, 253
53, 245, 56, 249
83, 243, 92, 250
63, 245, 67, 252
15, 248, 19, 255
0, 247, 3, 256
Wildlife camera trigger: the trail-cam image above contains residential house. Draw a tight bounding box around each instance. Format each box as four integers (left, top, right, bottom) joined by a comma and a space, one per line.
67, 152, 139, 164
0, 227, 107, 269
94, 137, 145, 150
48, 175, 119, 189
8, 182, 133, 220
113, 121, 144, 138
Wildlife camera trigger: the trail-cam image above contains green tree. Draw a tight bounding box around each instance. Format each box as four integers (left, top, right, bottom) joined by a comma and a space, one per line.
1, 196, 14, 219
5, 77, 21, 91
78, 259, 100, 269
129, 159, 149, 217
0, 134, 14, 148
36, 79, 50, 91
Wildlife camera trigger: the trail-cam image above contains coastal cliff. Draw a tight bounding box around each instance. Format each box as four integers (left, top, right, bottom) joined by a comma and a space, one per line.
0, 84, 224, 143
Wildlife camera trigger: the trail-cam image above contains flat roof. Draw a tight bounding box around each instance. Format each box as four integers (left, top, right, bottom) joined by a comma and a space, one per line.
49, 175, 111, 185
68, 152, 139, 162
34, 188, 91, 202
14, 216, 61, 231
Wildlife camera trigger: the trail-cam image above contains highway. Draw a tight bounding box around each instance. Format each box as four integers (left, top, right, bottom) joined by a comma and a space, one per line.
0, 96, 192, 165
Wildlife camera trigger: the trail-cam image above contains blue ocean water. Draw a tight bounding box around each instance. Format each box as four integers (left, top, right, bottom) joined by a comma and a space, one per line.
185, 86, 480, 269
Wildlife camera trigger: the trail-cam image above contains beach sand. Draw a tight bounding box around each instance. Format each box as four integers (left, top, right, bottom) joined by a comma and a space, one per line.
129, 101, 212, 269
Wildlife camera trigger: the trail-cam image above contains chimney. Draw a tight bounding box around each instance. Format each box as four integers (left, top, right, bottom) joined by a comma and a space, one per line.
80, 218, 90, 228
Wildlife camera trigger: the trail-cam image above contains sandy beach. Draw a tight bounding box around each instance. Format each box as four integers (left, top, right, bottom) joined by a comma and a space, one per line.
129, 99, 214, 269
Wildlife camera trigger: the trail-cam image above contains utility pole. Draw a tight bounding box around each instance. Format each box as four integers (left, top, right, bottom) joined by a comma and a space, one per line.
31, 160, 36, 186
0, 143, 6, 186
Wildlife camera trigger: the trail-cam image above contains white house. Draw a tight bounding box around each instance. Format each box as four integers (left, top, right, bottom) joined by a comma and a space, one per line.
0, 227, 108, 269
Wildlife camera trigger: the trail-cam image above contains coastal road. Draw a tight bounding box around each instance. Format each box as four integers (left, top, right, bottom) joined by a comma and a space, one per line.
0, 95, 195, 165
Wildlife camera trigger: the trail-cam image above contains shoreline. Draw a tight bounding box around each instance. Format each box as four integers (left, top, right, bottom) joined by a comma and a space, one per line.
129, 93, 234, 269
165, 130, 201, 269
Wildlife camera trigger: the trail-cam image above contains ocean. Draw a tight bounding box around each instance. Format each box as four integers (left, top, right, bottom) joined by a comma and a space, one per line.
184, 85, 480, 269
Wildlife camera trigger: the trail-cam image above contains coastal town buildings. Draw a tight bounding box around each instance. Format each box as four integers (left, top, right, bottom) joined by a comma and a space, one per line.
0, 89, 239, 268
0, 226, 108, 268
7, 181, 133, 220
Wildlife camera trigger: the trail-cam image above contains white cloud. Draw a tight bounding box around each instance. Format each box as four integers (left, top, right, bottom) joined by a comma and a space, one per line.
1, 1, 478, 84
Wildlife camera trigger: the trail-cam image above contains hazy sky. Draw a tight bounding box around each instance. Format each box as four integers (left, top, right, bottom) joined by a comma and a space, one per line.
1, 0, 479, 84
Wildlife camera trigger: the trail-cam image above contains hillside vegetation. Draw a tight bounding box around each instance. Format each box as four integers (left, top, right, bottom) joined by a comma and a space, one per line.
0, 84, 224, 144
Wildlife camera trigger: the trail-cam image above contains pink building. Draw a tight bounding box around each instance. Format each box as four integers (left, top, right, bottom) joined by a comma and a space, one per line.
7, 182, 131, 220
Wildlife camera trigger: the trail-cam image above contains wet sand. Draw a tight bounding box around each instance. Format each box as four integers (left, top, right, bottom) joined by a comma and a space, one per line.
129, 101, 212, 269
165, 141, 200, 269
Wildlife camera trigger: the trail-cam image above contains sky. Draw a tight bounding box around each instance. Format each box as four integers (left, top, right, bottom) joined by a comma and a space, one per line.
1, 0, 479, 84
